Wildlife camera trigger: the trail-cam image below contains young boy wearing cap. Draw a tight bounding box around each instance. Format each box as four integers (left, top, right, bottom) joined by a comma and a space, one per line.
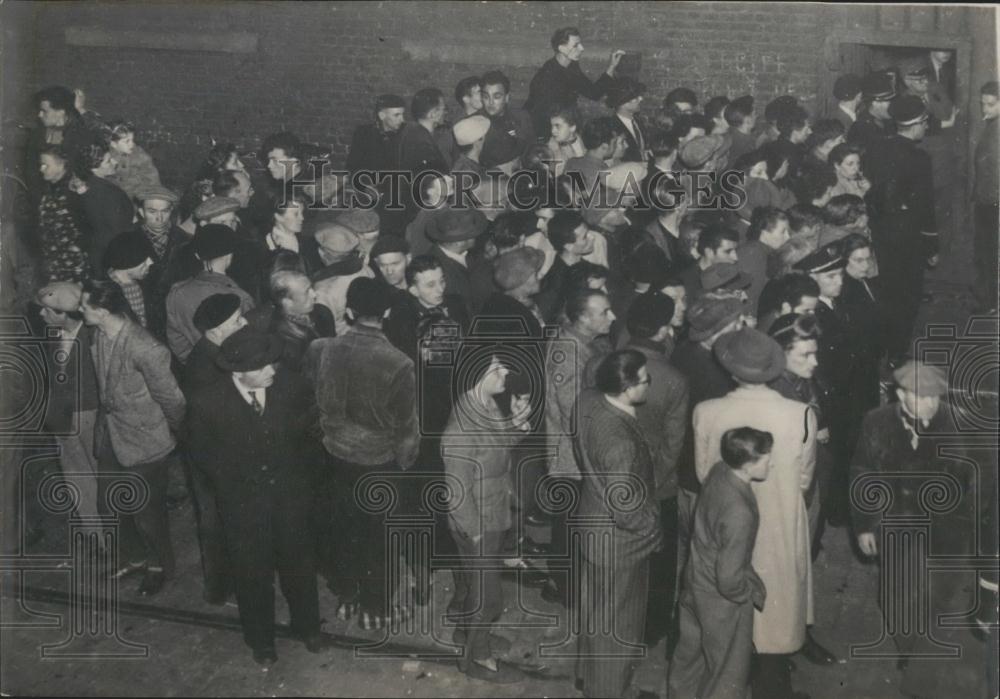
670, 426, 771, 699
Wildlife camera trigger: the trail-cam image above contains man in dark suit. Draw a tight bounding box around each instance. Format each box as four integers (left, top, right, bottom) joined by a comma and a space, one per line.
427, 208, 488, 319
186, 328, 330, 666
573, 350, 662, 698
607, 77, 648, 163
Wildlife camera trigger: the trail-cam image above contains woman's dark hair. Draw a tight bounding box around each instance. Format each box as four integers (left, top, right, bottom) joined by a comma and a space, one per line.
211, 170, 240, 198
838, 232, 873, 260
670, 113, 712, 141
664, 87, 698, 111
411, 88, 445, 120
34, 86, 78, 116
747, 206, 788, 242
794, 165, 838, 204
72, 136, 111, 180
757, 272, 820, 321
195, 142, 241, 181
548, 104, 581, 127
81, 279, 132, 316
595, 349, 647, 395
767, 312, 821, 350
823, 194, 867, 226
550, 26, 581, 52
828, 142, 863, 168
648, 131, 678, 160
720, 427, 773, 469
489, 211, 535, 252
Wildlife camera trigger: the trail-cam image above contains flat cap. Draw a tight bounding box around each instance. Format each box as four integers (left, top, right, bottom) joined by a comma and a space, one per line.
493, 246, 545, 291
346, 276, 395, 318
103, 230, 155, 271
335, 208, 380, 235
194, 196, 241, 222
679, 134, 725, 169
134, 184, 179, 204
833, 74, 863, 101
794, 242, 846, 274
893, 360, 948, 396
192, 223, 238, 260
314, 223, 361, 255
452, 115, 491, 147
193, 293, 243, 333
36, 281, 82, 312
375, 93, 407, 111
889, 95, 929, 126
426, 207, 488, 243
714, 326, 786, 384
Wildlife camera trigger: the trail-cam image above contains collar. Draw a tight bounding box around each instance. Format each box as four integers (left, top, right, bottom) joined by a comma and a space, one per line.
348, 322, 387, 339
232, 374, 265, 408
819, 295, 835, 309
604, 393, 636, 418
839, 103, 857, 121
60, 321, 83, 341
438, 246, 469, 267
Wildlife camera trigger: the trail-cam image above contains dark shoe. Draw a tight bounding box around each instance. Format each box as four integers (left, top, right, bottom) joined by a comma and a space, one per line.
138, 569, 166, 597
253, 647, 277, 667
458, 657, 524, 684
524, 513, 550, 526
453, 629, 512, 654
799, 632, 837, 665
302, 633, 335, 653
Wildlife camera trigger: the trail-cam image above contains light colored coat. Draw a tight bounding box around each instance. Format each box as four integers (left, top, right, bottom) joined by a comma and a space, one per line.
92, 320, 185, 467
693, 384, 816, 654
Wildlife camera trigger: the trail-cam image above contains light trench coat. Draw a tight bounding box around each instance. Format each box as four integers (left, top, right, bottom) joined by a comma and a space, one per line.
693, 385, 816, 654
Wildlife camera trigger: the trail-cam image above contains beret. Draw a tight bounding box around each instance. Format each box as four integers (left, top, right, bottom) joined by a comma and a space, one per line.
893, 360, 948, 396
701, 262, 752, 291
102, 230, 155, 271
889, 95, 929, 126
193, 223, 238, 260
335, 208, 380, 234
714, 326, 786, 383
369, 235, 409, 258
134, 184, 179, 204
426, 207, 488, 243
36, 281, 82, 312
193, 293, 242, 333
794, 242, 846, 274
346, 276, 395, 318
314, 223, 360, 255
833, 74, 863, 101
194, 196, 241, 222
687, 296, 745, 342
493, 246, 545, 291
452, 115, 491, 147
679, 134, 725, 169
862, 72, 896, 100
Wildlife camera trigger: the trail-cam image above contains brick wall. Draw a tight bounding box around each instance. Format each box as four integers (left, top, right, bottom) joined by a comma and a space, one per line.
12, 1, 833, 188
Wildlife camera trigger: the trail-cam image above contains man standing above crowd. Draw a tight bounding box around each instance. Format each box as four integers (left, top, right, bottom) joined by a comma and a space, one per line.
347, 94, 407, 232
524, 26, 624, 135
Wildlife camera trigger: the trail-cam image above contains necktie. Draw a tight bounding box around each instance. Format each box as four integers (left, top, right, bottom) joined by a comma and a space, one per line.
249, 391, 264, 416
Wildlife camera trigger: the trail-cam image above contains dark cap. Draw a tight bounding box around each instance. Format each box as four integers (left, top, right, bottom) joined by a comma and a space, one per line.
193, 293, 242, 333
426, 207, 488, 243
375, 94, 407, 111
369, 235, 409, 259
714, 326, 786, 383
862, 72, 896, 100
793, 242, 846, 274
605, 77, 647, 109
626, 292, 676, 338
103, 231, 155, 271
687, 296, 745, 342
889, 94, 929, 126
701, 262, 752, 291
833, 74, 863, 101
193, 223, 238, 260
216, 328, 283, 372
346, 276, 395, 318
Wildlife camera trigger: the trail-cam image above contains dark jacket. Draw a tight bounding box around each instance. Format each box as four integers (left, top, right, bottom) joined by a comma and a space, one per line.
430, 246, 475, 318
82, 176, 134, 270
524, 58, 615, 135
383, 293, 470, 363
481, 107, 536, 169
536, 256, 575, 324
974, 116, 999, 206
310, 323, 419, 468
839, 275, 884, 412
616, 114, 648, 163
398, 122, 450, 176
181, 336, 225, 397
246, 301, 336, 374
865, 134, 937, 236
625, 337, 690, 500
573, 389, 662, 560
848, 109, 895, 152
347, 122, 402, 174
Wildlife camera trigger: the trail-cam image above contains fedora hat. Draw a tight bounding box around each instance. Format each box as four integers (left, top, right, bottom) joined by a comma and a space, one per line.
216, 328, 284, 373
713, 326, 785, 383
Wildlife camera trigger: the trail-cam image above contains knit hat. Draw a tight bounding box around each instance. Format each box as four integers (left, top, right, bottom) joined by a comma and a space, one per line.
335, 208, 380, 235
193, 293, 242, 333
493, 247, 545, 291
36, 281, 82, 312
216, 328, 283, 372
687, 296, 745, 342
346, 277, 395, 318
893, 360, 948, 396
192, 223, 238, 260
713, 326, 786, 383
426, 207, 488, 243
452, 115, 491, 146
194, 196, 241, 222
134, 184, 179, 204
103, 230, 155, 271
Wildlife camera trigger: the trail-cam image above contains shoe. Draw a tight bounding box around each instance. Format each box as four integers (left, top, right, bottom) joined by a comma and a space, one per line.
113, 560, 147, 580
138, 569, 166, 597
524, 513, 550, 526
253, 647, 277, 667
458, 657, 524, 684
302, 633, 335, 653
453, 629, 512, 654
799, 632, 837, 665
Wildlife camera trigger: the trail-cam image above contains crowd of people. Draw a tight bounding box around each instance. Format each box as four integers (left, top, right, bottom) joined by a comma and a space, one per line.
19, 24, 998, 699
